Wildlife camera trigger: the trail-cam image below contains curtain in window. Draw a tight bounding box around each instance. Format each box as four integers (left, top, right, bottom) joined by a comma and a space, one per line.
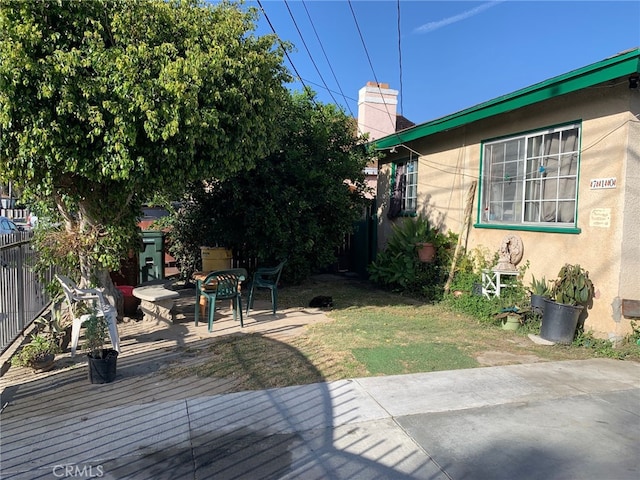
541, 134, 559, 222
541, 129, 578, 223
524, 147, 542, 222
387, 163, 406, 219
558, 130, 578, 222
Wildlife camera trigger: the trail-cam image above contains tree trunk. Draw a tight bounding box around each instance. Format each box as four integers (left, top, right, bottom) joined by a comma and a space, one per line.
96, 267, 124, 321
78, 241, 124, 320
57, 198, 125, 319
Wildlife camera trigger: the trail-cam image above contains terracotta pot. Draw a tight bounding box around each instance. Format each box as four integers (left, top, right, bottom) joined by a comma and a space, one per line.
416, 242, 436, 263
200, 295, 208, 317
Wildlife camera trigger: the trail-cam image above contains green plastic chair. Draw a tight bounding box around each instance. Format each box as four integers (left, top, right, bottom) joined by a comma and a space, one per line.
246, 260, 286, 315
195, 268, 247, 332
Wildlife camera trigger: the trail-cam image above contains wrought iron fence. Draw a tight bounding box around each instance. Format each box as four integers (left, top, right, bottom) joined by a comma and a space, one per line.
0, 231, 54, 353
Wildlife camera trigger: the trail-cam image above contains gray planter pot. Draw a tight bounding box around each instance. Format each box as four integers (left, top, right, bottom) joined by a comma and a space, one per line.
530, 294, 548, 315
540, 298, 583, 344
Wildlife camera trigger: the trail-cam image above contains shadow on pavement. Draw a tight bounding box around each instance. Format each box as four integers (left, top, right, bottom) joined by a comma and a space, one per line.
1, 286, 438, 479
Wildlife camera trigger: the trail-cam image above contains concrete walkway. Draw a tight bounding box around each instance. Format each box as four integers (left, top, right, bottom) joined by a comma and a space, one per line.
1, 286, 639, 479
2, 357, 638, 479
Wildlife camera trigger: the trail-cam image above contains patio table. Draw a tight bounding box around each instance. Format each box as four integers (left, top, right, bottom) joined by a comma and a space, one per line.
192, 271, 243, 317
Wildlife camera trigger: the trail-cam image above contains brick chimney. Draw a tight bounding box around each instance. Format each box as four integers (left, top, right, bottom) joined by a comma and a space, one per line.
357, 81, 398, 141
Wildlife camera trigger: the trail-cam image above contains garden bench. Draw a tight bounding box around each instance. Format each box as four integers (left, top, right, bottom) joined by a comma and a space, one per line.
132, 281, 180, 324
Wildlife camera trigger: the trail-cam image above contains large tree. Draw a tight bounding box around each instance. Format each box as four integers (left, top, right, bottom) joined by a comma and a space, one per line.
168, 90, 374, 284
0, 0, 290, 301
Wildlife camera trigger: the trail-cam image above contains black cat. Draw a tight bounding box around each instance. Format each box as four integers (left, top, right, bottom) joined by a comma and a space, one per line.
309, 296, 333, 308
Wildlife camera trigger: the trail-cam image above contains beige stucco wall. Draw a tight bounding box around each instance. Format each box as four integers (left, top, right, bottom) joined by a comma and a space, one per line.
377, 81, 640, 339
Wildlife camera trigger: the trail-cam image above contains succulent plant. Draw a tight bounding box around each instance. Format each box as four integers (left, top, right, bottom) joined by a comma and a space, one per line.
551, 264, 594, 306
529, 275, 551, 296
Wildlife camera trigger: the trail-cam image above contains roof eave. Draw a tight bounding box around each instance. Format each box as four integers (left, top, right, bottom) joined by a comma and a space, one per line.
374, 48, 640, 151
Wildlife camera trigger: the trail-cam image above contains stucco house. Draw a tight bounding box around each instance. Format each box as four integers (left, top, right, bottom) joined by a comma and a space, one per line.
372, 47, 640, 340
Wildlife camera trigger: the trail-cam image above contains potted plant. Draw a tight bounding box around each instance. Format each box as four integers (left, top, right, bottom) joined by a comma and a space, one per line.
529, 275, 551, 315
11, 333, 60, 372
541, 264, 595, 344
416, 239, 437, 263
34, 300, 72, 352
495, 308, 524, 331
409, 216, 438, 263
84, 313, 118, 384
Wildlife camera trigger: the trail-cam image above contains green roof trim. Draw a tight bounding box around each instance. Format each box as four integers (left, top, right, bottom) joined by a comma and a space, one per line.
473, 223, 582, 235
374, 48, 640, 150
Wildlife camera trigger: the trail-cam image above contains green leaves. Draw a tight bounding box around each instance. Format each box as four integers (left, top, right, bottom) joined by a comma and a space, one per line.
368, 216, 456, 299
529, 275, 551, 296
551, 264, 595, 306
1, 0, 291, 284
166, 91, 373, 284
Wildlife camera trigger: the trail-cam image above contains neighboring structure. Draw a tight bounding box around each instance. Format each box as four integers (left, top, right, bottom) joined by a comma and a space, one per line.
357, 82, 414, 195
373, 48, 640, 340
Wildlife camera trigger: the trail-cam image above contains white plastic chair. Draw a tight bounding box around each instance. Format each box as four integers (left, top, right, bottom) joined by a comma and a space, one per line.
55, 274, 120, 357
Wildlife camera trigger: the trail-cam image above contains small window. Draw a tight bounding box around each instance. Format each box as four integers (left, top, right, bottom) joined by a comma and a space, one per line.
388, 154, 418, 218
480, 123, 580, 228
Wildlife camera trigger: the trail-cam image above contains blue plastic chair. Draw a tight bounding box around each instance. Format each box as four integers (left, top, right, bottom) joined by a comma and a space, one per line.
195, 268, 247, 332
246, 260, 286, 315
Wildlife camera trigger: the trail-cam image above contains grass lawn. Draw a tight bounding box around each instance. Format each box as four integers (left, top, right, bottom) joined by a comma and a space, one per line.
167, 275, 640, 392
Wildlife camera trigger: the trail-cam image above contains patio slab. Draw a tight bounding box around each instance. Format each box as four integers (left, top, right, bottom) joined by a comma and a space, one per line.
2, 280, 639, 480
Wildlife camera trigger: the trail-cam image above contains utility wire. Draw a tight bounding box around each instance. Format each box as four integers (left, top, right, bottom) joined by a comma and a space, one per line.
256, 0, 324, 114
260, 0, 408, 138
283, 0, 342, 110
301, 0, 355, 119
296, 77, 402, 136
347, 0, 397, 131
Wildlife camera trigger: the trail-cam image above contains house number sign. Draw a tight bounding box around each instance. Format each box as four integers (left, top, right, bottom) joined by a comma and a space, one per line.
590, 177, 617, 189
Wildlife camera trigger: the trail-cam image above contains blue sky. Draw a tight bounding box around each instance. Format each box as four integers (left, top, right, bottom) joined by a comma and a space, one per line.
246, 0, 640, 125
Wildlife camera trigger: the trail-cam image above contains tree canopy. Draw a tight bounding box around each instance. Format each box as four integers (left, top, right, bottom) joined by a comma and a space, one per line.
167, 90, 374, 284
0, 0, 291, 290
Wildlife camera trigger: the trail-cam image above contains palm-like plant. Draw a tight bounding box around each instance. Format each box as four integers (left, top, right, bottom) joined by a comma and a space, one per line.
529, 275, 551, 297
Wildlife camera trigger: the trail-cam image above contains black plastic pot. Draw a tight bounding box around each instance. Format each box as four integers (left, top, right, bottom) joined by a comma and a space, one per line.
87, 349, 118, 384
540, 299, 583, 344
530, 294, 548, 315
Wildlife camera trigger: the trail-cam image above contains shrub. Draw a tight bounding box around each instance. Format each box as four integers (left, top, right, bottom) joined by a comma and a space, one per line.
444, 246, 529, 323
164, 93, 373, 285
11, 333, 60, 368
368, 217, 457, 301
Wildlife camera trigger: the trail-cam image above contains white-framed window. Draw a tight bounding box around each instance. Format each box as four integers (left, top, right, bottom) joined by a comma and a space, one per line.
480, 123, 580, 228
403, 156, 418, 212
388, 153, 418, 218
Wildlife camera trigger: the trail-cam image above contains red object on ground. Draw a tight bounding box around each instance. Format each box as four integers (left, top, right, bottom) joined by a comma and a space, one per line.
116, 285, 140, 316
116, 285, 134, 296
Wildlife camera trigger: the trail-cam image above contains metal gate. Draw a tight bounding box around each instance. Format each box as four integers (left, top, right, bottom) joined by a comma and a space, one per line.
335, 202, 377, 278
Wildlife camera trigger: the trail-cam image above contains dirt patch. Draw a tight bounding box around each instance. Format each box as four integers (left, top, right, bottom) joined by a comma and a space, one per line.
476, 350, 543, 366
